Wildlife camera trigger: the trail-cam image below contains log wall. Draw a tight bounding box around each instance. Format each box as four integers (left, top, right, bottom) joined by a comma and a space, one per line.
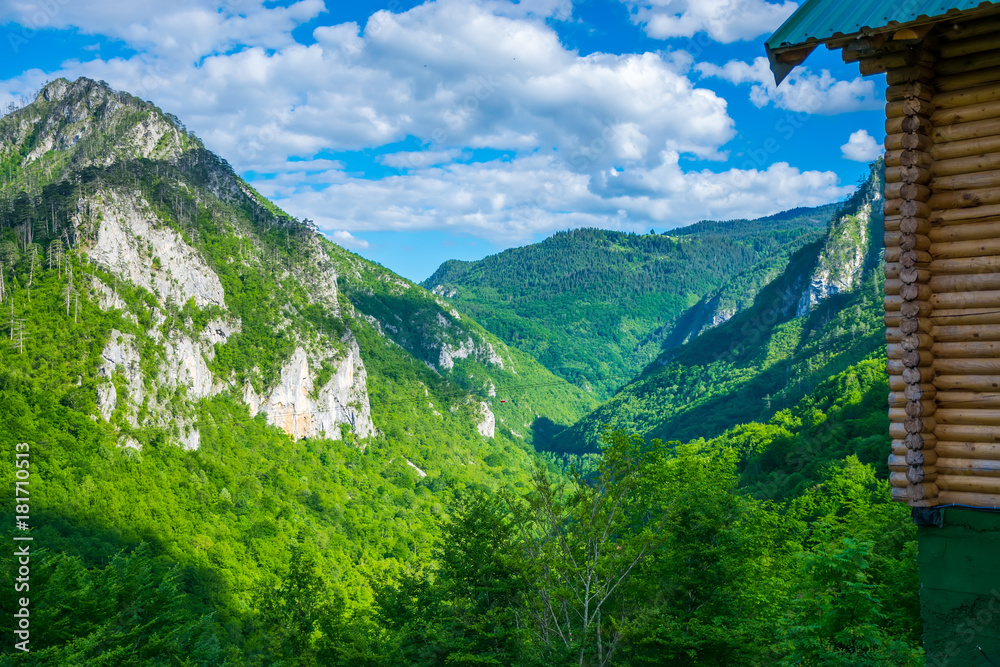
876, 18, 1000, 508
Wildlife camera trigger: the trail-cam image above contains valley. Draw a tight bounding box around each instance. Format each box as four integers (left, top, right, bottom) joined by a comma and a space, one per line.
0, 79, 919, 666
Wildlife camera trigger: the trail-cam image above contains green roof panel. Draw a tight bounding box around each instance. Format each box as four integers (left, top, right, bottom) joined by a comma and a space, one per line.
765, 0, 999, 83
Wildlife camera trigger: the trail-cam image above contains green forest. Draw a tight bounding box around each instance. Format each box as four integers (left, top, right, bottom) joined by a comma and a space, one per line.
0, 78, 920, 666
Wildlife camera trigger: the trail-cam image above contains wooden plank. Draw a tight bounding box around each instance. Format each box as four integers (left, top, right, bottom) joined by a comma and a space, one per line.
932, 325, 1000, 342
936, 490, 1000, 506
934, 344, 1000, 360
928, 186, 1000, 210
928, 219, 1000, 243
937, 440, 1000, 459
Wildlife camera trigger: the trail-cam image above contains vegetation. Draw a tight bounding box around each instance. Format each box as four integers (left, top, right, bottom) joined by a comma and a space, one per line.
0, 79, 919, 666
421, 206, 834, 399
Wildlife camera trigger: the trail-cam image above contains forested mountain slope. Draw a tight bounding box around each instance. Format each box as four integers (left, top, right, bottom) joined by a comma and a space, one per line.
555, 163, 886, 452
422, 206, 834, 398
0, 77, 595, 661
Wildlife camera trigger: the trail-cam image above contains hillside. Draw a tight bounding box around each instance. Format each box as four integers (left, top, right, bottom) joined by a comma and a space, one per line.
555, 162, 886, 452
0, 78, 920, 667
0, 78, 596, 660
421, 207, 833, 399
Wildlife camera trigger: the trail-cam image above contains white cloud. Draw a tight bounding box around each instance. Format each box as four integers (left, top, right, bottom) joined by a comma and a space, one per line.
0, 0, 852, 247
697, 56, 881, 115
841, 129, 882, 162
260, 152, 851, 245
328, 230, 370, 249
622, 0, 798, 43
379, 149, 463, 169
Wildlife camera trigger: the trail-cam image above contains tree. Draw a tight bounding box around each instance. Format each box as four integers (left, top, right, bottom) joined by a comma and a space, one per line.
508, 430, 672, 666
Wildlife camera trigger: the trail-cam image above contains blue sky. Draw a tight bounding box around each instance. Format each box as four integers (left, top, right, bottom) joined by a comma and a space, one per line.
0, 0, 886, 281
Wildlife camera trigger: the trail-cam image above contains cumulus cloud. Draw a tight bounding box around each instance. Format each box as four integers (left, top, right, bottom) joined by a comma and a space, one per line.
697, 56, 881, 115
260, 151, 851, 245
0, 0, 852, 246
622, 0, 798, 43
841, 129, 882, 162
328, 230, 370, 249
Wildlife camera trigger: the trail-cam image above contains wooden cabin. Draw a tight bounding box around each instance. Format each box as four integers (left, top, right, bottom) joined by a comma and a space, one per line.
767, 3, 1000, 662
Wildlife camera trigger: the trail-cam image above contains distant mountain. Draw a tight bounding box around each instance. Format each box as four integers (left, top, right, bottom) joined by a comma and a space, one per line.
422, 206, 834, 399
0, 77, 596, 658
554, 162, 885, 452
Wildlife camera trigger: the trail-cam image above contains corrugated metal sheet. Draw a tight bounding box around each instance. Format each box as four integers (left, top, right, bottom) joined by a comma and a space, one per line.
766, 0, 998, 52
764, 0, 999, 83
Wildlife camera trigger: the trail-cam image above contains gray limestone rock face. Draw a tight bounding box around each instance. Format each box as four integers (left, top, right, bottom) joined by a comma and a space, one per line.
87, 189, 226, 309
254, 336, 374, 442
477, 401, 496, 438
97, 329, 143, 425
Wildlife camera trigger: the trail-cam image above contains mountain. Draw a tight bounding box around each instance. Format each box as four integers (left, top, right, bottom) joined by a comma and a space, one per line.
0, 77, 596, 658
0, 78, 918, 666
553, 162, 886, 452
421, 206, 834, 399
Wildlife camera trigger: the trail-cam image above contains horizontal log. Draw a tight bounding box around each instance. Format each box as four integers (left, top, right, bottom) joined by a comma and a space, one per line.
890, 375, 906, 391
885, 231, 930, 250
934, 81, 1000, 109
888, 454, 908, 472
934, 341, 1000, 357
929, 237, 1000, 259
935, 474, 1000, 493
932, 135, 1000, 161
906, 447, 938, 466
907, 415, 935, 433
933, 116, 1000, 144
904, 366, 937, 384
908, 481, 938, 500
936, 490, 1000, 507
905, 431, 937, 450
935, 375, 1000, 392
928, 219, 1000, 243
885, 313, 932, 333
936, 65, 1000, 93
887, 344, 934, 367
885, 165, 933, 185
890, 472, 910, 488
933, 325, 1000, 342
941, 34, 1000, 59
908, 466, 938, 484
933, 152, 1000, 178
939, 19, 1000, 46
884, 183, 932, 202
936, 359, 1000, 375
935, 407, 1000, 425
904, 400, 938, 418
936, 440, 1000, 459
885, 262, 931, 282
929, 308, 1000, 326
887, 65, 935, 86
932, 168, 1000, 191
885, 80, 934, 103
936, 48, 1000, 77
936, 391, 1000, 408
884, 295, 931, 314
933, 99, 1000, 128
936, 423, 1000, 442
886, 98, 935, 119
931, 203, 1000, 225
886, 114, 934, 135
937, 458, 1000, 476
906, 383, 937, 401
932, 290, 1000, 308
901, 283, 932, 302
930, 272, 1000, 292
891, 487, 909, 502
885, 329, 934, 348
929, 186, 1000, 210
888, 391, 907, 407
885, 248, 932, 267
885, 132, 933, 152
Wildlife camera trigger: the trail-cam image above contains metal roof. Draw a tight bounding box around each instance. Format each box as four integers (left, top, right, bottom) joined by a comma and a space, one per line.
765, 0, 1000, 83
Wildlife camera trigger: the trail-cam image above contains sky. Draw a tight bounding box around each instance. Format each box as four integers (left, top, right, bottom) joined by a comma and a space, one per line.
0, 0, 886, 282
